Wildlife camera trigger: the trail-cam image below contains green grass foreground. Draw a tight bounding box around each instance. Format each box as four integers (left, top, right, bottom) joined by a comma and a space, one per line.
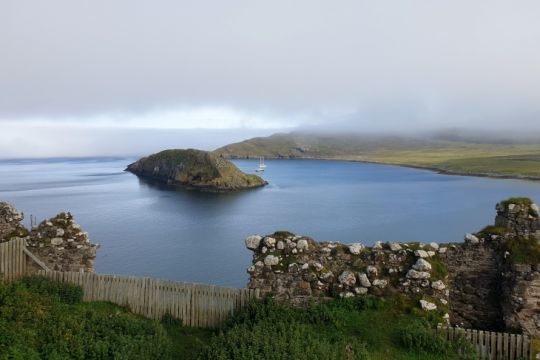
0, 277, 475, 359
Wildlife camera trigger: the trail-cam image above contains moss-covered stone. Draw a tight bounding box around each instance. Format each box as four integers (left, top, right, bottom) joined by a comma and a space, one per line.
500, 197, 534, 208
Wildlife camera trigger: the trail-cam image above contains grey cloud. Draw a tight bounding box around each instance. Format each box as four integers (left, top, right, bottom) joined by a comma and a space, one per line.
0, 126, 277, 159
1, 0, 539, 130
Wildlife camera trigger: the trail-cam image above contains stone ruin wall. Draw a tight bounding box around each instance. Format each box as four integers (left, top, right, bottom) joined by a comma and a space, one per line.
0, 202, 27, 240
497, 201, 540, 335
246, 233, 451, 316
445, 239, 504, 330
0, 202, 97, 273
246, 200, 540, 336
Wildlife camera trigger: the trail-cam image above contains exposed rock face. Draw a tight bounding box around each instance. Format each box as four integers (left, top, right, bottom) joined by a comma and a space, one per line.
0, 202, 97, 273
126, 149, 267, 192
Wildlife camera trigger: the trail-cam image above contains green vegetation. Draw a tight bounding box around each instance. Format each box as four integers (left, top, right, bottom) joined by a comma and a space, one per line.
215, 133, 540, 179
271, 230, 296, 239
126, 149, 266, 191
478, 225, 509, 237
500, 197, 534, 208
199, 297, 474, 360
504, 236, 540, 264
1, 277, 474, 359
429, 256, 448, 282
0, 277, 173, 359
161, 314, 213, 359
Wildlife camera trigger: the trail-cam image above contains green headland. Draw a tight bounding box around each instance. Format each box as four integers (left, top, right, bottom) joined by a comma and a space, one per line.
215, 132, 540, 180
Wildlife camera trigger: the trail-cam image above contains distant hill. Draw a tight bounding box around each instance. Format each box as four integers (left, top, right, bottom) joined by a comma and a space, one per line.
126, 149, 267, 191
214, 132, 540, 179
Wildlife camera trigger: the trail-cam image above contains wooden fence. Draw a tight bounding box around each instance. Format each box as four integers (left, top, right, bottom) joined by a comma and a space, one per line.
0, 238, 259, 327
38, 270, 259, 328
437, 325, 531, 359
0, 238, 27, 281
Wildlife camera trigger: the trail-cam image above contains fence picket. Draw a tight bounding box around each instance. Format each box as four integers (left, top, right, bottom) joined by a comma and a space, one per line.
0, 238, 27, 280
436, 326, 533, 360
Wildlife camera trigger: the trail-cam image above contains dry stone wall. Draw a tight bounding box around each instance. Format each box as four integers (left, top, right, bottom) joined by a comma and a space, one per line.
445, 238, 504, 330
246, 232, 450, 317
0, 202, 97, 273
26, 212, 97, 273
502, 263, 540, 334
495, 200, 540, 238
246, 199, 540, 336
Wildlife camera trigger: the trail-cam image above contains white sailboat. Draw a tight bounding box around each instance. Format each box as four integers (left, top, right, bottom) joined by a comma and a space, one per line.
255, 156, 266, 172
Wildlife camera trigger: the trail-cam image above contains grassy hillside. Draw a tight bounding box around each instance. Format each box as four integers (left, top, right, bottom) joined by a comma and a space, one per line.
214, 133, 540, 179
1, 277, 474, 359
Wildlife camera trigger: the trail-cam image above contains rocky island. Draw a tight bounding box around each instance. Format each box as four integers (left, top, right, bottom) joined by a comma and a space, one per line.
126, 149, 267, 191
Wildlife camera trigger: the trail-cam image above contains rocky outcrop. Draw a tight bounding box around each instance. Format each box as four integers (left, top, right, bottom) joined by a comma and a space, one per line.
126, 149, 267, 191
0, 202, 97, 273
245, 198, 540, 336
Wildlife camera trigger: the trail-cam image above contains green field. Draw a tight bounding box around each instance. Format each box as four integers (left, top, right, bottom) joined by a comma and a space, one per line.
215, 133, 540, 179
1, 277, 474, 359
362, 150, 540, 178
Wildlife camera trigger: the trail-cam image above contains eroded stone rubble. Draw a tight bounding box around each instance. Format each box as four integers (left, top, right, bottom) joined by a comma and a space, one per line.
0, 202, 97, 273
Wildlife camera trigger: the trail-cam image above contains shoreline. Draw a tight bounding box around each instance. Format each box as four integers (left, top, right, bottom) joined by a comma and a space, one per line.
225, 155, 540, 182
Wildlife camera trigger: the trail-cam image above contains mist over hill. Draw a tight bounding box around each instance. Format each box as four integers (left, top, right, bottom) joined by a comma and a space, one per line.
214, 130, 540, 179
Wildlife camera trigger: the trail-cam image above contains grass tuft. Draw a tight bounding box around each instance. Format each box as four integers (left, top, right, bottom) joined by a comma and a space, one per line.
478, 226, 509, 236
500, 197, 533, 208
504, 236, 540, 264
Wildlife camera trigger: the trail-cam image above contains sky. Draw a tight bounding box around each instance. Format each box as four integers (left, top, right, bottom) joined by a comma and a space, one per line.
1, 0, 539, 158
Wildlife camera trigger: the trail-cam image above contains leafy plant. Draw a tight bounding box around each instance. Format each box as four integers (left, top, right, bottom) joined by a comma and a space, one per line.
0, 277, 172, 359
19, 275, 83, 304
399, 320, 476, 359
